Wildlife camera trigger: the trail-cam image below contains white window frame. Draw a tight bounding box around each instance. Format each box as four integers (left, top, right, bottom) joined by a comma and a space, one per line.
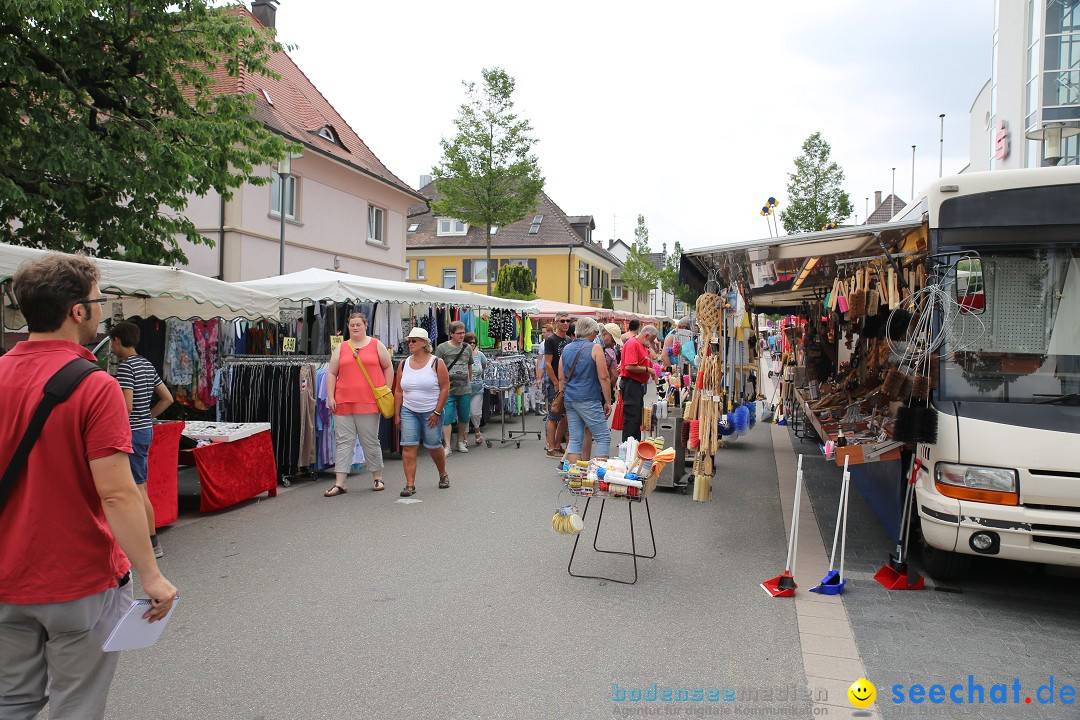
437, 218, 468, 236
367, 205, 386, 245
416, 259, 426, 280
612, 284, 624, 300
270, 173, 298, 220
442, 268, 457, 289
471, 259, 491, 283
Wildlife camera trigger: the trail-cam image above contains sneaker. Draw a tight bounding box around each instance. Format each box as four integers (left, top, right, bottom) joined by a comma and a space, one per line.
444, 444, 452, 457
457, 441, 469, 453
153, 544, 164, 559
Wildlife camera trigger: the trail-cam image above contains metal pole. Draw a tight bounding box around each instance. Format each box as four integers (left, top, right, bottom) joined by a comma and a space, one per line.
890, 168, 896, 218
938, 114, 945, 177
278, 172, 287, 275
911, 145, 916, 200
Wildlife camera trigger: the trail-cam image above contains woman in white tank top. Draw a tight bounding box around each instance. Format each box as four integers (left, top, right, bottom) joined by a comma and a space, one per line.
393, 328, 450, 496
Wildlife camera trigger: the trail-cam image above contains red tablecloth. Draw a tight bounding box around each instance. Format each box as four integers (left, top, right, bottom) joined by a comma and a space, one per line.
191, 430, 278, 512
147, 421, 184, 528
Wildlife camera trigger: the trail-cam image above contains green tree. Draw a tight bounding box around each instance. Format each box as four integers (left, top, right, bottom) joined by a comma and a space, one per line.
431, 67, 545, 295
601, 287, 614, 310
493, 263, 536, 300
659, 240, 697, 309
0, 1, 299, 265
780, 132, 854, 234
620, 214, 658, 313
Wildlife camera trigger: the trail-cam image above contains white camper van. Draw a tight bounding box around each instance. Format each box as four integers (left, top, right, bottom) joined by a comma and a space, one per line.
906, 166, 1080, 579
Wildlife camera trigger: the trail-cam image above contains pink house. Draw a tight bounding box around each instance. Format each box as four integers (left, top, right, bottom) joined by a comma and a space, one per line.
177, 1, 423, 282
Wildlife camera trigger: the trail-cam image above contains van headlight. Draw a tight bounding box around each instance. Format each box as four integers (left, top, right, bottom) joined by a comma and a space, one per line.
934, 463, 1019, 506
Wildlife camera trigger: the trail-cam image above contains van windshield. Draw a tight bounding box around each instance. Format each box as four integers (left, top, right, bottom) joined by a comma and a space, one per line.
938, 246, 1080, 404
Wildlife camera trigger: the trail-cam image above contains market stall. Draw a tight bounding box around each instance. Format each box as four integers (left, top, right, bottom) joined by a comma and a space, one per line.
0, 242, 285, 519
682, 220, 930, 538
230, 268, 542, 476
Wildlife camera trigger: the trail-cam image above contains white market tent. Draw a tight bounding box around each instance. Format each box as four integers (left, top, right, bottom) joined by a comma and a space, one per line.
0, 242, 281, 330
235, 267, 538, 312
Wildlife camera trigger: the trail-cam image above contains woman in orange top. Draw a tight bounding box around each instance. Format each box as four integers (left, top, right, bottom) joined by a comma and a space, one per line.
324, 313, 394, 496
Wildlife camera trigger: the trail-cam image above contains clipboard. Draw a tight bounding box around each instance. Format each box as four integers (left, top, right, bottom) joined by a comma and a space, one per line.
102, 598, 179, 652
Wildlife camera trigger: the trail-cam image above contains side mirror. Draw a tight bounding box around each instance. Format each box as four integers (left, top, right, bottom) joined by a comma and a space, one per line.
955, 257, 985, 314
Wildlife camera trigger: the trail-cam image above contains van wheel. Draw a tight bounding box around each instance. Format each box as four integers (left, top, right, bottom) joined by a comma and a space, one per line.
919, 532, 971, 582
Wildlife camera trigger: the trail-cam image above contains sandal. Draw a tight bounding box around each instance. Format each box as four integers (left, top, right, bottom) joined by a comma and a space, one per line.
323, 485, 347, 497
474, 434, 484, 446
399, 486, 416, 497
372, 479, 385, 492
438, 475, 450, 489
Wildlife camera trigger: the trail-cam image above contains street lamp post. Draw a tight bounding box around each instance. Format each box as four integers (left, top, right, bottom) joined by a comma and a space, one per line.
277, 154, 291, 276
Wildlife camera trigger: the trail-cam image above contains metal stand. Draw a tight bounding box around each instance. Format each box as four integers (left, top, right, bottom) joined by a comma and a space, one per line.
567, 496, 656, 585
487, 387, 541, 449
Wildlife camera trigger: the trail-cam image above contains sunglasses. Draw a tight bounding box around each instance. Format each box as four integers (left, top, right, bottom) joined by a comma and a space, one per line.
407, 338, 425, 343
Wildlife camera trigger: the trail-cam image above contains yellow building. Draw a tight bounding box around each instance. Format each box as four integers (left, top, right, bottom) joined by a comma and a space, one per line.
406, 185, 621, 306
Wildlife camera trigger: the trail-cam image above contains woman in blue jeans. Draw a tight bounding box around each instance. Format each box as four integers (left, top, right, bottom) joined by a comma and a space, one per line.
558, 317, 612, 464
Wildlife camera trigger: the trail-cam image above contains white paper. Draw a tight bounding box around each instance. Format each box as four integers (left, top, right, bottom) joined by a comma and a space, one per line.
102, 598, 178, 652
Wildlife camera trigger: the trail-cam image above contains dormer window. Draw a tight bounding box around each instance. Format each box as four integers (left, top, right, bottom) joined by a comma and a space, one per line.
317, 126, 339, 144
437, 219, 468, 236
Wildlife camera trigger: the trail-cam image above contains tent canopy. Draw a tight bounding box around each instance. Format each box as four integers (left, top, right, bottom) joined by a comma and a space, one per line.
0, 243, 281, 330
534, 299, 607, 318
236, 268, 537, 312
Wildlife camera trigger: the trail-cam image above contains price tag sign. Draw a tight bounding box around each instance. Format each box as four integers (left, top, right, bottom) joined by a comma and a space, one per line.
282, 337, 297, 353
500, 340, 518, 352
330, 335, 343, 353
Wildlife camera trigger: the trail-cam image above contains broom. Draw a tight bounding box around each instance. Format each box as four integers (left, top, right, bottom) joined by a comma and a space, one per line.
761, 455, 804, 597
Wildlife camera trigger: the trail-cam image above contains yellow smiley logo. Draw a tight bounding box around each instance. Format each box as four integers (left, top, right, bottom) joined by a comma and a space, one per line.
847, 678, 876, 709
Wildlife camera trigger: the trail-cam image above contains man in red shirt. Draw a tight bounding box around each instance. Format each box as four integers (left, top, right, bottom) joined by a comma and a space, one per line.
0, 254, 177, 720
618, 325, 659, 440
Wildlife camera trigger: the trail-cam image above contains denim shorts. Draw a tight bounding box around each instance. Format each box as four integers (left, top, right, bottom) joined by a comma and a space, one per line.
128, 427, 153, 485
400, 407, 444, 449
441, 393, 472, 427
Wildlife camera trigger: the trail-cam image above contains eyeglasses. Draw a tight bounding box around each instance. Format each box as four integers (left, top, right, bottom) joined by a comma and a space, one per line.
76, 297, 107, 310
453, 331, 465, 335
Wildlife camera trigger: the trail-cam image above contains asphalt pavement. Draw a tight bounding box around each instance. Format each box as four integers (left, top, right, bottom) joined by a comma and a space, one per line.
102, 412, 812, 720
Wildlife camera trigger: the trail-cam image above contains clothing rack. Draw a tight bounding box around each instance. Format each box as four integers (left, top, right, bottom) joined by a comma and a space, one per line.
482, 354, 541, 449
221, 354, 330, 363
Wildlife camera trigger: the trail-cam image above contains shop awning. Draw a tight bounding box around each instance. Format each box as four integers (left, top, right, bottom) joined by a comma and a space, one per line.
682, 219, 927, 308
534, 299, 608, 318
0, 242, 281, 329
235, 267, 537, 312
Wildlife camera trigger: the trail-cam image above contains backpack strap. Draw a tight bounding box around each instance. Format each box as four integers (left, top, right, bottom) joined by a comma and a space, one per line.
0, 358, 102, 513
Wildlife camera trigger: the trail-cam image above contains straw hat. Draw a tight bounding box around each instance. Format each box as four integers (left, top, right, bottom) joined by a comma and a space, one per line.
603, 323, 624, 347
406, 327, 429, 341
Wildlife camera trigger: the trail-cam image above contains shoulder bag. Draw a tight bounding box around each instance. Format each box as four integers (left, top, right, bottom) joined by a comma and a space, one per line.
550, 343, 588, 416
352, 342, 394, 419
1, 358, 102, 514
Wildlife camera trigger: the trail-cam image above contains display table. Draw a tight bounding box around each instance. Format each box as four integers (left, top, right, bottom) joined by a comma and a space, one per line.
146, 421, 185, 528
180, 425, 278, 512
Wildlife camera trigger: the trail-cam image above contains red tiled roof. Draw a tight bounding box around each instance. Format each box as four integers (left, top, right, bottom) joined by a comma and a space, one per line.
205, 7, 421, 200
407, 182, 622, 267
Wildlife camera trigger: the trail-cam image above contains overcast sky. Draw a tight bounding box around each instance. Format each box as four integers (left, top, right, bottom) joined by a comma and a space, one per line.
273, 0, 992, 252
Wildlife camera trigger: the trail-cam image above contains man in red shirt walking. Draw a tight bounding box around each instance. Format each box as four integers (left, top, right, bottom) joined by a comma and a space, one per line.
0, 254, 177, 720
618, 325, 659, 440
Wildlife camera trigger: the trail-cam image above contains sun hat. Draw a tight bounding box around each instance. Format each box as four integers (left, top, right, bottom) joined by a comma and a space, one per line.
603, 323, 624, 347
406, 327, 430, 342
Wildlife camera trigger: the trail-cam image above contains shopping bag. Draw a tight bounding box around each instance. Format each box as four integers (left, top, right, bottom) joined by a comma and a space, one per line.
611, 393, 625, 431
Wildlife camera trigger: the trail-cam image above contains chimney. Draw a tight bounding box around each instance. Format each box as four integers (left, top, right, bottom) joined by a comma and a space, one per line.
419, 174, 432, 189
251, 0, 278, 29
874, 190, 882, 209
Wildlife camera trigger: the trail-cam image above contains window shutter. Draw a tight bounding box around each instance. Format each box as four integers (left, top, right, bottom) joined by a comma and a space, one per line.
463, 259, 472, 283
527, 259, 537, 288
